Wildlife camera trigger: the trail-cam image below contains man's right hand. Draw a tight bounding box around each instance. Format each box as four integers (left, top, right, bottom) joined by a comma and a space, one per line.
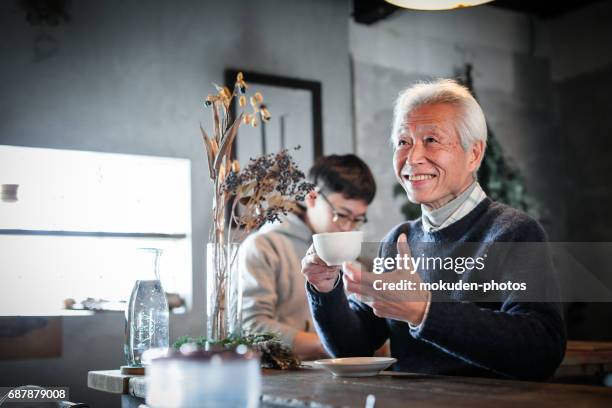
301, 244, 341, 293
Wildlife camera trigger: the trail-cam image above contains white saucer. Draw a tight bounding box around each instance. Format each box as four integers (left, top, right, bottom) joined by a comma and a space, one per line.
313, 357, 397, 377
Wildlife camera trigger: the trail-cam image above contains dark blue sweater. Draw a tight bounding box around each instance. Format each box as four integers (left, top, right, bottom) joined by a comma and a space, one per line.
307, 198, 566, 381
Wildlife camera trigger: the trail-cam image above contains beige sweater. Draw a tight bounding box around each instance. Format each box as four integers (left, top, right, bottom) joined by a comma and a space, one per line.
239, 213, 315, 348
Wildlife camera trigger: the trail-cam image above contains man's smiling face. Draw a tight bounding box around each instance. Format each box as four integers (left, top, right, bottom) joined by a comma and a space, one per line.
393, 103, 482, 210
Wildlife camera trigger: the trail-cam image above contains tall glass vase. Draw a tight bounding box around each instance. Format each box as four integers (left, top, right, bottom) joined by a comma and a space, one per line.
206, 242, 242, 342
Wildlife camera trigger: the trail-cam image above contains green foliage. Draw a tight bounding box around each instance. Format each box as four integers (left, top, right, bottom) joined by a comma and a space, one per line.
173, 335, 208, 349
393, 183, 421, 220
172, 332, 300, 370
477, 130, 539, 218
173, 332, 277, 350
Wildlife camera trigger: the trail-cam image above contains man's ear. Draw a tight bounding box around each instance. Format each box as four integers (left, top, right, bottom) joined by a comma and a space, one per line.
305, 190, 318, 208
468, 140, 485, 172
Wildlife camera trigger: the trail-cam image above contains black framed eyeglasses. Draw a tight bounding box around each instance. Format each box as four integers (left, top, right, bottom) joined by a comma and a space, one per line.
318, 191, 368, 229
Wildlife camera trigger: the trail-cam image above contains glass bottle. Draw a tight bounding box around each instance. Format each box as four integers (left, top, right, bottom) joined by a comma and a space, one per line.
124, 248, 169, 367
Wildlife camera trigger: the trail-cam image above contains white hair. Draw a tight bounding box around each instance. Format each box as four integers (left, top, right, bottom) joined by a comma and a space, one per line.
391, 79, 488, 154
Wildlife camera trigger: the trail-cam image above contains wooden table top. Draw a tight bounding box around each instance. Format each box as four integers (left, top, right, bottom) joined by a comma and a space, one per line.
89, 366, 612, 408
564, 340, 612, 365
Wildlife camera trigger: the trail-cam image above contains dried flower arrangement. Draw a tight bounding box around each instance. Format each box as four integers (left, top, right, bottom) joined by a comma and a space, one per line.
223, 148, 315, 232
199, 72, 314, 341
199, 72, 313, 244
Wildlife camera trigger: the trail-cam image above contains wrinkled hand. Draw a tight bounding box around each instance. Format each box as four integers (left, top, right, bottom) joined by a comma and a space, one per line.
342, 233, 430, 325
301, 244, 341, 293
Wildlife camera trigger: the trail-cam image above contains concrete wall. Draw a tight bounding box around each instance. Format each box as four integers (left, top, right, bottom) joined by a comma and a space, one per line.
0, 0, 351, 405
535, 0, 612, 242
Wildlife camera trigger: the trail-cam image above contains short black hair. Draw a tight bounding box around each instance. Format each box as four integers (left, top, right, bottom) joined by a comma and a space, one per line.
308, 154, 376, 204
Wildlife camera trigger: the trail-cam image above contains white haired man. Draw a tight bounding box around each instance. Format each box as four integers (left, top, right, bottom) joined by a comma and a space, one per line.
301, 79, 566, 380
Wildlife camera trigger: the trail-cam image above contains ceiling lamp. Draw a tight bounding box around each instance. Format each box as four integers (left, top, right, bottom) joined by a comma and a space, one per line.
384, 0, 494, 11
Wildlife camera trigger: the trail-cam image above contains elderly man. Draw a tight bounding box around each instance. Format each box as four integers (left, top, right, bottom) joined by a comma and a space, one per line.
302, 79, 566, 380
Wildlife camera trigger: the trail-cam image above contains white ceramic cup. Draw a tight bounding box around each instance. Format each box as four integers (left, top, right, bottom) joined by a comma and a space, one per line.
312, 231, 363, 266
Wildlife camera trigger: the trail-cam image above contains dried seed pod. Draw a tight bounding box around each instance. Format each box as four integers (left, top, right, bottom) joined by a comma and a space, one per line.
221, 87, 231, 100
251, 115, 259, 127
243, 113, 252, 124
250, 96, 258, 108
235, 73, 248, 93
260, 107, 271, 122
232, 159, 240, 173
254, 92, 264, 103
239, 95, 246, 107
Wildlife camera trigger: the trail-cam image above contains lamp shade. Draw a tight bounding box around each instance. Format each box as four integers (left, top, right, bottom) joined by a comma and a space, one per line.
385, 0, 494, 11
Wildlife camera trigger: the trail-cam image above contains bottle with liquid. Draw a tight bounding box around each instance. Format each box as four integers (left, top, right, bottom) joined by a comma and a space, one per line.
124, 248, 169, 367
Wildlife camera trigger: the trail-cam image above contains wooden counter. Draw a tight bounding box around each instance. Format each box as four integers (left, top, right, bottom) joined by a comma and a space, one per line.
89, 365, 612, 407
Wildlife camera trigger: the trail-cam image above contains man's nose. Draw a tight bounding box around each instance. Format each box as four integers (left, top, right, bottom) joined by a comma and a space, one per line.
407, 141, 426, 166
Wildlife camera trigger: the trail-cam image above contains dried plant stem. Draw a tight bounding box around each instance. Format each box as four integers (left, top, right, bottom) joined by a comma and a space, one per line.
202, 73, 311, 342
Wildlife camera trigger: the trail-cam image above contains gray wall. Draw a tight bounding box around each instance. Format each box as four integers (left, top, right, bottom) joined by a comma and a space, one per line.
535, 0, 612, 242
536, 1, 612, 340
0, 0, 351, 405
